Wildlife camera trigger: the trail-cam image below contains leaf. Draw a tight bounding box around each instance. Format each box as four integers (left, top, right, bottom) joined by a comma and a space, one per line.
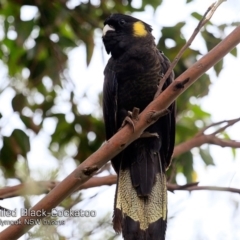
176, 121, 198, 144
160, 22, 186, 45
142, 0, 162, 9
12, 93, 25, 112
222, 132, 236, 159
20, 115, 41, 134
50, 114, 73, 146
0, 129, 30, 178
213, 59, 223, 77
11, 129, 30, 157
58, 36, 77, 48
85, 35, 94, 66
191, 12, 202, 21
199, 148, 215, 166
174, 151, 194, 183
2, 38, 25, 76
230, 47, 238, 57
201, 30, 221, 51
0, 136, 17, 178
231, 148, 236, 159
191, 104, 211, 119
28, 60, 46, 83
15, 19, 35, 46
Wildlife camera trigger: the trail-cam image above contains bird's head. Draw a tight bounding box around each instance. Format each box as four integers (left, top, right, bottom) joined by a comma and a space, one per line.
102, 14, 153, 58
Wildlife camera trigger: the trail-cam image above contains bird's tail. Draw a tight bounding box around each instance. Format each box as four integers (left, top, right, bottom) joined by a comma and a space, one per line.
113, 154, 167, 240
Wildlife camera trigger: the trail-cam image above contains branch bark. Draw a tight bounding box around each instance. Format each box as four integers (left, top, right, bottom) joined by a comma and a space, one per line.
1, 21, 240, 240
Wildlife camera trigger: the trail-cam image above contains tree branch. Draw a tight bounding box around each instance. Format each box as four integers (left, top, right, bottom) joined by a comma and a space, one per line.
173, 117, 240, 157
167, 182, 240, 194
2, 175, 240, 204
1, 16, 240, 240
0, 177, 118, 200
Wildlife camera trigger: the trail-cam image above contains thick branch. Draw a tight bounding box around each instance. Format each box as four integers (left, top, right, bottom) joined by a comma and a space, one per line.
1, 21, 240, 240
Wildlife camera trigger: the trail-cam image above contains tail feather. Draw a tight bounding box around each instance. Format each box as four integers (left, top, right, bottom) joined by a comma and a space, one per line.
123, 216, 167, 240
113, 136, 168, 240
130, 150, 155, 196
113, 169, 167, 240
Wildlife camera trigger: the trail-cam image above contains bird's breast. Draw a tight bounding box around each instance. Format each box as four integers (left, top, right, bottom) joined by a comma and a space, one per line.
116, 51, 161, 112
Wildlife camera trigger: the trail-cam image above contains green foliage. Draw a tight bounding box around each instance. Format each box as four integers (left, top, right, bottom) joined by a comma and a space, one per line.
0, 129, 30, 177
199, 147, 215, 166
178, 151, 194, 183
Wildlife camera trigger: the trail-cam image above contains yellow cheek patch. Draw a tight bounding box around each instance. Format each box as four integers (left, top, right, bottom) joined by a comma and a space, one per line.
133, 21, 147, 37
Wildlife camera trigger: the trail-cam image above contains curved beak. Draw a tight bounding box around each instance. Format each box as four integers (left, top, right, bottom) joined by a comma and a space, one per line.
103, 24, 115, 36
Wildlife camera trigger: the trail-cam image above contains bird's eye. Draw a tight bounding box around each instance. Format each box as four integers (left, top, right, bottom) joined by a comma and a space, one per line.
119, 19, 126, 26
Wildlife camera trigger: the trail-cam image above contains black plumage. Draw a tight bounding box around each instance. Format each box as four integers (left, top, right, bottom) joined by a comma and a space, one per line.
102, 14, 175, 240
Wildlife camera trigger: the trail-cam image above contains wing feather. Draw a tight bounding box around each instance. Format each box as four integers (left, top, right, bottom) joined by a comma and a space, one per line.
158, 51, 176, 168
103, 59, 118, 140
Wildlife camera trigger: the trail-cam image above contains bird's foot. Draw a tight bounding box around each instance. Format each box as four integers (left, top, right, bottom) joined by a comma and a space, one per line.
120, 107, 140, 132
121, 115, 135, 131
140, 132, 159, 138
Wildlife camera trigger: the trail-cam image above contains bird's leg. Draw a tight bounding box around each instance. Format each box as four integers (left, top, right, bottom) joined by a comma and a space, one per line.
120, 107, 140, 132
140, 132, 159, 138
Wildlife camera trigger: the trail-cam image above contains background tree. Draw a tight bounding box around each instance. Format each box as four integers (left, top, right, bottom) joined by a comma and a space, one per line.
0, 0, 239, 239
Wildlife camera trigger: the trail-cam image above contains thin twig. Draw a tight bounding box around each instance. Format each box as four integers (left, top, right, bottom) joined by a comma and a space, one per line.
211, 117, 240, 135
168, 183, 240, 194
209, 137, 240, 148
174, 117, 240, 157
205, 0, 227, 23
173, 133, 240, 158
154, 0, 226, 98
2, 176, 240, 201
196, 117, 240, 136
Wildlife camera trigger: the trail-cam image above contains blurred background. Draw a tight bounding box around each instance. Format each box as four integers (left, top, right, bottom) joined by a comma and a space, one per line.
0, 0, 240, 239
